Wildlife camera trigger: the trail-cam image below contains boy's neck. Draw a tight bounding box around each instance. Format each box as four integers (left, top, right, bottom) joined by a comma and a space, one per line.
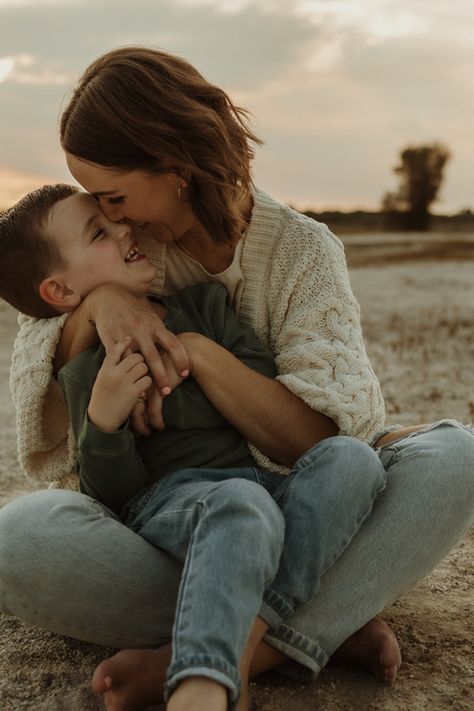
143, 294, 167, 320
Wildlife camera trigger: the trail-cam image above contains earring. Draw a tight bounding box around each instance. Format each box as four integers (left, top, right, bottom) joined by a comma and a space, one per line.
178, 184, 189, 201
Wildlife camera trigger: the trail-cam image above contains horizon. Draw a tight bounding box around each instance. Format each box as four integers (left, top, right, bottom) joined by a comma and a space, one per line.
1, 0, 473, 213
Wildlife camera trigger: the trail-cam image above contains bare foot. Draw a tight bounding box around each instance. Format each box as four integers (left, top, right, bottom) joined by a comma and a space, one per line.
91, 645, 171, 710
329, 618, 402, 685
167, 677, 227, 711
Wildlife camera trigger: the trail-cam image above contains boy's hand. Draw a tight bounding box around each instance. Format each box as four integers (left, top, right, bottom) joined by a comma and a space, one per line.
88, 337, 153, 433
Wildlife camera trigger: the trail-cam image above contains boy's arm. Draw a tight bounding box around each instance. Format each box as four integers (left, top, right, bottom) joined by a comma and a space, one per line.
58, 343, 152, 515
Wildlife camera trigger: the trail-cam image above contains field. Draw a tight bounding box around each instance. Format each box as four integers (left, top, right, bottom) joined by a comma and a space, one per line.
0, 233, 473, 709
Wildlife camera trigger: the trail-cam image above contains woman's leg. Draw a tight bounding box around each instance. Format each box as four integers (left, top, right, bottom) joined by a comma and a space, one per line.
259, 436, 386, 626
0, 488, 181, 648
264, 421, 474, 676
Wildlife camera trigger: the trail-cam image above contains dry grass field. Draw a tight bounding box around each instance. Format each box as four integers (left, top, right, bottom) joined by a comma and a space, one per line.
0, 233, 473, 710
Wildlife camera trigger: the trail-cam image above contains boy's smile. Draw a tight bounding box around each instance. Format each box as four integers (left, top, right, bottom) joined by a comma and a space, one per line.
46, 192, 156, 302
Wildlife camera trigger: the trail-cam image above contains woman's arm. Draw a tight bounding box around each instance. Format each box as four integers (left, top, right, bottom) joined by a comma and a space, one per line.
53, 284, 189, 395
180, 332, 337, 467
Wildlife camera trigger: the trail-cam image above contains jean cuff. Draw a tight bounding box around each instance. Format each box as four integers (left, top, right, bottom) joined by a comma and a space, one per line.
165, 655, 240, 704
259, 588, 294, 628
264, 623, 329, 676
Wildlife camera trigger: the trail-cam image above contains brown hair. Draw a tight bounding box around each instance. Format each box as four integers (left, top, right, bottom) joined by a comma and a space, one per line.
0, 184, 78, 318
60, 46, 262, 244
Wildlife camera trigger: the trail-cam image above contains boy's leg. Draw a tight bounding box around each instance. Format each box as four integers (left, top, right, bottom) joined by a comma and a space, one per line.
100, 470, 285, 709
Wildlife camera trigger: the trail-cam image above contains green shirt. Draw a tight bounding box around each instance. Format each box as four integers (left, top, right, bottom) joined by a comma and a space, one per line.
59, 283, 276, 515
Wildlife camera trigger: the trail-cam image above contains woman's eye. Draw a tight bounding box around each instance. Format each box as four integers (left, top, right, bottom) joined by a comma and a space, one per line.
92, 229, 105, 240
108, 196, 124, 205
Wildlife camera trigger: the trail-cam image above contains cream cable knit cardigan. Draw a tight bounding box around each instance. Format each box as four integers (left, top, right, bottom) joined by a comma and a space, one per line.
10, 189, 385, 487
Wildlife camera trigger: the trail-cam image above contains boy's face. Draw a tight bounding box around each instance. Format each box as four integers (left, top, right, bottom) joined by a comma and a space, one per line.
46, 192, 156, 302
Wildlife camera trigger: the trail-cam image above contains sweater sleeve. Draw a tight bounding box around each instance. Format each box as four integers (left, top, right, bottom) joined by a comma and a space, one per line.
58, 355, 150, 514
9, 312, 78, 484
267, 217, 384, 441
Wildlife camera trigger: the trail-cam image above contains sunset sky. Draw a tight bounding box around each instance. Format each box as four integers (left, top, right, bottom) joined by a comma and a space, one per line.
0, 0, 473, 212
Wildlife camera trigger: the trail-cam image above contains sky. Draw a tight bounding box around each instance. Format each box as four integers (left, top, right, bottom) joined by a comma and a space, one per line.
0, 0, 473, 212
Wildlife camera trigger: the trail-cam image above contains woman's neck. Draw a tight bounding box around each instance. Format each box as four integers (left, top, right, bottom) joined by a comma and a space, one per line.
176, 191, 253, 274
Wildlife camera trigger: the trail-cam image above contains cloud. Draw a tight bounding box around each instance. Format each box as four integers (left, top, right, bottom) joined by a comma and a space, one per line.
0, 54, 71, 86
0, 0, 473, 211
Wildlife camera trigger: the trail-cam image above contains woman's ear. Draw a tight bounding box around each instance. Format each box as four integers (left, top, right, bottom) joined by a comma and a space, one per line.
39, 276, 81, 312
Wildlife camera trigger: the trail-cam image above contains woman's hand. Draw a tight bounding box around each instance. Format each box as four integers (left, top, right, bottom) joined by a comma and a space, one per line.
88, 284, 190, 395
130, 347, 187, 434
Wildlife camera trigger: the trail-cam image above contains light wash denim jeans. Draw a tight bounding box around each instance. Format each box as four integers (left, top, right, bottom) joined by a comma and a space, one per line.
0, 421, 473, 681
119, 436, 385, 702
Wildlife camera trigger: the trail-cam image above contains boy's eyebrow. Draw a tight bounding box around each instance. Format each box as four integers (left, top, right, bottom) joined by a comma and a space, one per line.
82, 213, 100, 237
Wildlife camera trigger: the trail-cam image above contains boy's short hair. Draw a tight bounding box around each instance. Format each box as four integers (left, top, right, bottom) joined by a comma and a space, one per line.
0, 184, 78, 318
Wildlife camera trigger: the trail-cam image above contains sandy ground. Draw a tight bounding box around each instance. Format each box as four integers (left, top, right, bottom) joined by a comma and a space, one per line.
0, 235, 473, 709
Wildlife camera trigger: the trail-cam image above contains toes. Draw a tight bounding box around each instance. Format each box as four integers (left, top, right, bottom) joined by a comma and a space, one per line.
91, 664, 113, 694
384, 664, 398, 685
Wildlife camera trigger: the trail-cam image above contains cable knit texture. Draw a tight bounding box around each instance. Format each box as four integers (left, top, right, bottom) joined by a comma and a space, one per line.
9, 188, 384, 486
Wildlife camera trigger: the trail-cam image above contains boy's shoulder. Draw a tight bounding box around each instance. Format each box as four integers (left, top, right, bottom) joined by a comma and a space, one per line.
58, 343, 106, 392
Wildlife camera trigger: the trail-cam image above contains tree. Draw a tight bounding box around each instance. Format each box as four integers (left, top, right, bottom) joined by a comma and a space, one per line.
382, 143, 451, 230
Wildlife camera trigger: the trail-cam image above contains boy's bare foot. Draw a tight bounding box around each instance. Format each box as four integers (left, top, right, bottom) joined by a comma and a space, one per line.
329, 618, 402, 685
91, 645, 171, 710
167, 677, 228, 711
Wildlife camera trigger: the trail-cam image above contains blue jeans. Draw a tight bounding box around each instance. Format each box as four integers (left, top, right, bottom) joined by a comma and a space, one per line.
121, 437, 385, 702
0, 422, 473, 680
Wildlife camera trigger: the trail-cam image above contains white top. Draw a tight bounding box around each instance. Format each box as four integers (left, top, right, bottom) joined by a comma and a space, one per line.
9, 188, 385, 487
164, 239, 245, 313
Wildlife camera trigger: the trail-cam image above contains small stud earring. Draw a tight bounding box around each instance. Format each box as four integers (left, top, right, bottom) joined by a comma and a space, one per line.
178, 184, 189, 201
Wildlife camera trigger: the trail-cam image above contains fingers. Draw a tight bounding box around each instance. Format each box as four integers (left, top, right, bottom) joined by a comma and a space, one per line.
146, 387, 165, 431
104, 337, 133, 365
130, 399, 151, 437
138, 339, 174, 396
155, 330, 190, 378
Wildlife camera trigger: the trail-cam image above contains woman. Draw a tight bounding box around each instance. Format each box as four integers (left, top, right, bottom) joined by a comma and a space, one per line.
0, 47, 473, 710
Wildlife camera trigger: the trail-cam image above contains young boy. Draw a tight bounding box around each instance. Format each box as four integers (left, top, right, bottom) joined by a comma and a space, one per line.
0, 185, 387, 711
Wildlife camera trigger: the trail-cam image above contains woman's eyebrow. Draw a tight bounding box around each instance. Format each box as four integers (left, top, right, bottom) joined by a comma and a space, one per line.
92, 189, 118, 198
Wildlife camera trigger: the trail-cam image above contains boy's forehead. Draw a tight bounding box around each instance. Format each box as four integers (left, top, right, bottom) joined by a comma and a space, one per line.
48, 192, 99, 235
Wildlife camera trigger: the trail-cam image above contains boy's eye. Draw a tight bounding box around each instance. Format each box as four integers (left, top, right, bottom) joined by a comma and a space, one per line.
108, 196, 124, 205
92, 228, 105, 240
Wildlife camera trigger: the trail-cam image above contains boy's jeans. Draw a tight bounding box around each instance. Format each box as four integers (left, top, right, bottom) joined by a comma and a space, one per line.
0, 421, 473, 678
121, 437, 385, 701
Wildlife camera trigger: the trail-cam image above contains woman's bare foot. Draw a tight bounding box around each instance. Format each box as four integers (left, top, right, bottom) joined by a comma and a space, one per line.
167, 677, 227, 711
91, 645, 171, 710
329, 618, 402, 685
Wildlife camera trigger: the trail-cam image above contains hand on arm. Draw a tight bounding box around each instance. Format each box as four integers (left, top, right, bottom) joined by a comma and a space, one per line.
130, 351, 185, 435
179, 332, 337, 467
88, 338, 152, 433
54, 284, 190, 394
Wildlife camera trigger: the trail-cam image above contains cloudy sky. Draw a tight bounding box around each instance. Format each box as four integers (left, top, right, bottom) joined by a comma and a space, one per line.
0, 0, 473, 212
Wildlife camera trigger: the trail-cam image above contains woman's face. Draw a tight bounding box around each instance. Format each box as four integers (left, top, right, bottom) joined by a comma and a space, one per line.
66, 153, 197, 244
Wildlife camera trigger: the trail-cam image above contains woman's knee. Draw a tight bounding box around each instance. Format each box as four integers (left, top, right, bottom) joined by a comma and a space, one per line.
431, 422, 474, 500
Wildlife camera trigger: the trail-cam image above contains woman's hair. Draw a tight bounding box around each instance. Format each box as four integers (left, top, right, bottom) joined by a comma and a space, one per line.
0, 184, 78, 318
60, 46, 262, 244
